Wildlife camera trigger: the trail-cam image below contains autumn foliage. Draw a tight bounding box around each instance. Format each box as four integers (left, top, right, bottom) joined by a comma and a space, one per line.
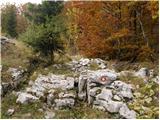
64, 1, 158, 62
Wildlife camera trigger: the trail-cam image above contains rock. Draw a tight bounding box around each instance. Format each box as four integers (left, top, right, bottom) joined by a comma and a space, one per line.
95, 99, 123, 113
16, 92, 38, 104
27, 74, 75, 98
28, 80, 34, 86
88, 69, 118, 85
99, 63, 106, 69
7, 68, 24, 80
152, 76, 159, 84
58, 92, 75, 98
111, 81, 133, 99
38, 108, 43, 112
45, 111, 55, 119
47, 92, 55, 106
96, 88, 113, 101
149, 69, 154, 78
7, 108, 14, 116
79, 58, 90, 66
90, 58, 105, 65
119, 104, 136, 119
54, 98, 75, 109
93, 105, 106, 111
113, 95, 121, 101
135, 68, 149, 78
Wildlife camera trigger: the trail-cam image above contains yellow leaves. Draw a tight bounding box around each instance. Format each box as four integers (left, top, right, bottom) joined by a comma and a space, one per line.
107, 28, 131, 41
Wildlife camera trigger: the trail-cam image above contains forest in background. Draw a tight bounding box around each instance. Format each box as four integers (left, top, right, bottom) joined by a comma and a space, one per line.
1, 1, 159, 62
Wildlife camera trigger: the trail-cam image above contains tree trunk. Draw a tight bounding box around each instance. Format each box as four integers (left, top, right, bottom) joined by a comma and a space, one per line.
136, 10, 149, 47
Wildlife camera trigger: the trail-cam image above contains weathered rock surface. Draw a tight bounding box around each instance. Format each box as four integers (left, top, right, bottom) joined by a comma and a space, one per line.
12, 58, 149, 118
135, 67, 149, 78
16, 73, 76, 109
78, 69, 136, 119
66, 58, 107, 73
7, 68, 24, 81
16, 92, 39, 104
7, 108, 15, 116
45, 111, 55, 119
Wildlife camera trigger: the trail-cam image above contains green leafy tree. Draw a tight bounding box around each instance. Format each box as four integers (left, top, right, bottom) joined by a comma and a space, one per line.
19, 16, 66, 63
24, 1, 63, 24
1, 4, 17, 37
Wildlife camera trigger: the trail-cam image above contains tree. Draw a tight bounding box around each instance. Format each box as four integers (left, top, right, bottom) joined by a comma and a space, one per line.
19, 16, 65, 63
24, 1, 64, 24
1, 4, 17, 37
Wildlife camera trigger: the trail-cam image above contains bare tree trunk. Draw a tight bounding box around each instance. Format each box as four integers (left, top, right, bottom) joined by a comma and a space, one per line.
136, 10, 149, 47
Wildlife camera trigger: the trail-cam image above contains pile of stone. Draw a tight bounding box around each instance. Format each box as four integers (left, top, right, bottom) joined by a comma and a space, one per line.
16, 73, 76, 109
78, 69, 136, 119
1, 67, 24, 96
66, 58, 107, 73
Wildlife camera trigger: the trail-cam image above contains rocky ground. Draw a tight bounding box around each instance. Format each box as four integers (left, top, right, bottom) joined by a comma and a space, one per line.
1, 39, 159, 119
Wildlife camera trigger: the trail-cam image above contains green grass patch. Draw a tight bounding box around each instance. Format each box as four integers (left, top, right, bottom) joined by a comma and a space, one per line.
1, 93, 44, 119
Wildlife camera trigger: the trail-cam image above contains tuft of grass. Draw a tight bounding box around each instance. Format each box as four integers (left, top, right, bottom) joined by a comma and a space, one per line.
1, 40, 32, 69
1, 93, 44, 119
55, 101, 109, 119
119, 75, 145, 87
29, 64, 74, 81
90, 63, 99, 70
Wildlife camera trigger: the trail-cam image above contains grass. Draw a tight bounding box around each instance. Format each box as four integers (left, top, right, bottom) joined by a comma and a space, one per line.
29, 64, 74, 81
1, 93, 44, 119
90, 62, 99, 70
1, 40, 32, 69
55, 101, 109, 119
119, 75, 145, 87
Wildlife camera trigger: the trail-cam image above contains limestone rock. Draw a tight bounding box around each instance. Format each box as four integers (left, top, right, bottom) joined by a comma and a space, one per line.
96, 88, 113, 101
16, 92, 38, 104
7, 68, 24, 80
135, 68, 149, 78
7, 108, 15, 116
45, 111, 55, 119
88, 69, 118, 85
111, 81, 133, 99
79, 58, 90, 66
54, 98, 75, 109
119, 104, 136, 119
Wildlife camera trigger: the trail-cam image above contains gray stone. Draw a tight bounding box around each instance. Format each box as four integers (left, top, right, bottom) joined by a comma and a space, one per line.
99, 63, 106, 69
111, 81, 133, 99
152, 76, 159, 84
135, 67, 149, 78
88, 69, 118, 84
54, 98, 75, 108
16, 92, 38, 104
7, 109, 14, 116
96, 99, 124, 113
79, 58, 90, 66
119, 104, 136, 119
58, 92, 75, 98
45, 111, 55, 119
113, 95, 121, 101
27, 74, 75, 98
96, 88, 113, 101
93, 105, 106, 111
7, 68, 24, 80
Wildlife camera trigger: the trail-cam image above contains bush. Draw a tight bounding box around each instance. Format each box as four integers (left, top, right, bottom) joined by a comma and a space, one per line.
19, 16, 66, 63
